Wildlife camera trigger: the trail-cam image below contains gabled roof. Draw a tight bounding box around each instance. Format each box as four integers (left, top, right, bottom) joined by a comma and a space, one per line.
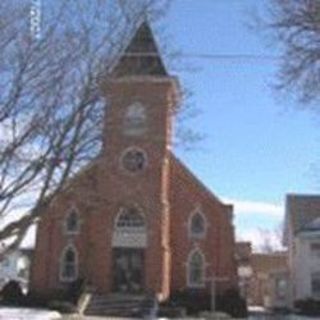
285, 194, 320, 234
111, 21, 168, 77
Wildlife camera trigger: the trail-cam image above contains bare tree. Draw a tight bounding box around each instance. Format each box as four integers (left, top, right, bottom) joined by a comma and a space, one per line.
0, 0, 173, 253
257, 223, 284, 253
258, 0, 320, 105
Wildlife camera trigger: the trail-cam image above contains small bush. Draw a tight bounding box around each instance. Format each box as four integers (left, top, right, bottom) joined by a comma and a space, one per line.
24, 288, 73, 309
216, 288, 248, 318
23, 293, 49, 308
21, 279, 86, 311
157, 305, 187, 317
164, 288, 247, 318
164, 289, 211, 315
294, 298, 320, 316
0, 280, 24, 305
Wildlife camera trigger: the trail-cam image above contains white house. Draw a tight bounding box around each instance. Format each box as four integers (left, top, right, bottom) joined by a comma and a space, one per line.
284, 194, 320, 306
0, 248, 32, 289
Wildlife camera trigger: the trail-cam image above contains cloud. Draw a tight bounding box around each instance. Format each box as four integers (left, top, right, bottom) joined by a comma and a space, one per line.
222, 197, 285, 251
223, 198, 283, 217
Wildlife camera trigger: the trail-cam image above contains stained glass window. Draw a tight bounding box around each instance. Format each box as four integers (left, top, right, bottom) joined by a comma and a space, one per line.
121, 149, 147, 173
188, 250, 205, 287
60, 246, 78, 282
65, 209, 80, 234
116, 207, 145, 230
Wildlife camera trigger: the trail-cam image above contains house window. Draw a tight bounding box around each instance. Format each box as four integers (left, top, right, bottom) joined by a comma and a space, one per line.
2, 258, 10, 268
275, 278, 287, 299
311, 272, 320, 297
310, 243, 320, 258
187, 250, 205, 288
60, 245, 78, 282
123, 102, 146, 136
115, 207, 146, 231
121, 148, 147, 173
189, 211, 206, 239
65, 208, 80, 235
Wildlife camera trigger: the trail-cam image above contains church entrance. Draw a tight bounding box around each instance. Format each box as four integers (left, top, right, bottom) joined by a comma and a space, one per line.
112, 248, 145, 293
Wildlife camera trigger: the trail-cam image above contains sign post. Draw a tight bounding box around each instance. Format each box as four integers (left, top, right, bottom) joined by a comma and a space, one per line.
207, 276, 229, 312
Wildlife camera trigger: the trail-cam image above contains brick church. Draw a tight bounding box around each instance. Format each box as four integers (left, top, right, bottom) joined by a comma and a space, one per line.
30, 21, 237, 301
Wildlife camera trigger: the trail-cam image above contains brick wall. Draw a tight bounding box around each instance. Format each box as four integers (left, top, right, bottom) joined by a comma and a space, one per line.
169, 155, 237, 294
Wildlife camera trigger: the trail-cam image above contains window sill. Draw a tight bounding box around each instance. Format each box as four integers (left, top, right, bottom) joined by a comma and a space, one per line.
189, 234, 206, 240
187, 283, 206, 289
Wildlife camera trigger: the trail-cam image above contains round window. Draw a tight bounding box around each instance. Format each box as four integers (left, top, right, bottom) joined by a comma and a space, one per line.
121, 148, 147, 173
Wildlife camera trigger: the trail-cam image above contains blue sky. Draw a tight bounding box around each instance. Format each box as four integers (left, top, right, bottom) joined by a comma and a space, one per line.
162, 0, 320, 249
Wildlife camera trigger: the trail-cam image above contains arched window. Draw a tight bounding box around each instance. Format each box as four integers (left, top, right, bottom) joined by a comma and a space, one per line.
123, 102, 147, 136
189, 210, 206, 239
187, 250, 205, 288
60, 245, 78, 282
115, 207, 146, 231
64, 208, 80, 235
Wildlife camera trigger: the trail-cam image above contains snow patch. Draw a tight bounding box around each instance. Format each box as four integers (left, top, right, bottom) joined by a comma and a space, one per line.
0, 307, 61, 320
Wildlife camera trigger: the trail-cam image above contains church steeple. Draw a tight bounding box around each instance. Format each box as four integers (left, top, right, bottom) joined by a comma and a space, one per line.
111, 21, 168, 77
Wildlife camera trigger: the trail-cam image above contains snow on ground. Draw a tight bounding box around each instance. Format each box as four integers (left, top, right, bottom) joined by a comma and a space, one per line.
248, 314, 315, 320
0, 307, 61, 320
0, 308, 316, 320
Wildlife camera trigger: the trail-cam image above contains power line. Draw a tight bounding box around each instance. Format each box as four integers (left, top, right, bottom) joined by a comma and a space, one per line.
180, 53, 279, 62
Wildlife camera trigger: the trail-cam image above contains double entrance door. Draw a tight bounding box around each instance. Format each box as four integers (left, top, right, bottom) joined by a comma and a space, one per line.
112, 248, 144, 294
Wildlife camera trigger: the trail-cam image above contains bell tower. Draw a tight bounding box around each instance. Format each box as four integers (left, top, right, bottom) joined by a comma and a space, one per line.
101, 21, 179, 299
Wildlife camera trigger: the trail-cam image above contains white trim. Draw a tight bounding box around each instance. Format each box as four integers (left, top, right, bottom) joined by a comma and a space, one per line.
59, 244, 79, 283
311, 271, 320, 298
186, 248, 206, 288
119, 146, 148, 174
188, 207, 207, 240
63, 206, 80, 236
112, 231, 147, 248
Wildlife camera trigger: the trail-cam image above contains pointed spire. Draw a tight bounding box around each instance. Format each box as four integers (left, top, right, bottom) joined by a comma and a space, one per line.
111, 21, 168, 77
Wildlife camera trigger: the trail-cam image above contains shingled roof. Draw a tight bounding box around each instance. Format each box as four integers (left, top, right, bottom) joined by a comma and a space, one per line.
111, 21, 168, 77
286, 194, 320, 234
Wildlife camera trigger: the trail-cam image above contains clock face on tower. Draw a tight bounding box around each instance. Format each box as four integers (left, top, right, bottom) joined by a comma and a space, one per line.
121, 147, 147, 173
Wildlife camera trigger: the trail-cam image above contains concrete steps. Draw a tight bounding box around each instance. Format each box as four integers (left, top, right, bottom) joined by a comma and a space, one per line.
84, 293, 157, 317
